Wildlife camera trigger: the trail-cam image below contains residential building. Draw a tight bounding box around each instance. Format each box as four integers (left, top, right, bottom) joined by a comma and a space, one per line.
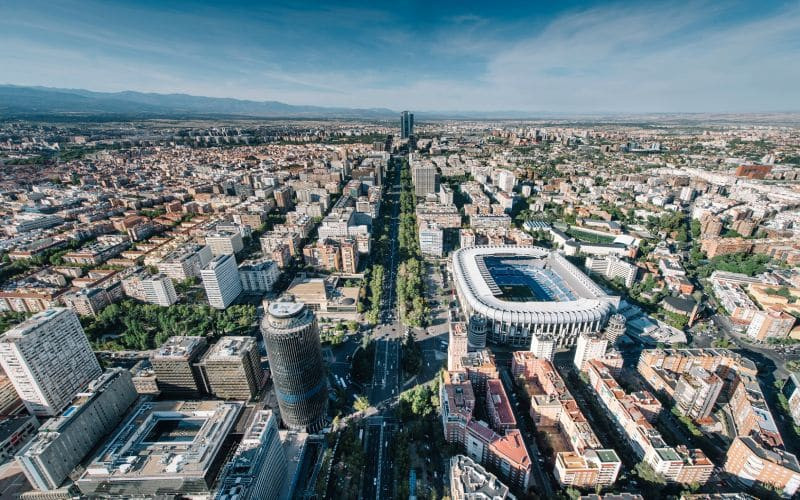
585, 255, 638, 288
413, 164, 438, 197
746, 309, 795, 341
515, 355, 621, 488
440, 369, 532, 490
449, 322, 469, 371
587, 360, 712, 484
238, 258, 281, 294
16, 369, 138, 491
201, 254, 243, 309
0, 374, 24, 416
673, 367, 723, 420
530, 335, 555, 361
781, 373, 800, 427
486, 379, 516, 432
157, 244, 213, 282
450, 454, 513, 500
574, 332, 608, 372
206, 231, 244, 256
0, 308, 102, 417
724, 436, 800, 497
420, 222, 444, 257
141, 274, 178, 306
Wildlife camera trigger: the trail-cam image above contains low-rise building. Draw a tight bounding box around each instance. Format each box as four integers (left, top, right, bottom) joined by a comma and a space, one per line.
76, 400, 243, 497
16, 369, 138, 491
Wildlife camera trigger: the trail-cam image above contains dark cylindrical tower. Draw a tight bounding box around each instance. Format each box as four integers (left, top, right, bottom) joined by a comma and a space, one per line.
261, 300, 328, 432
468, 314, 488, 350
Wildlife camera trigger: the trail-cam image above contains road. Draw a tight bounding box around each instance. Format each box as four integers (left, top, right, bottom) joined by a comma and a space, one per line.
370, 337, 401, 402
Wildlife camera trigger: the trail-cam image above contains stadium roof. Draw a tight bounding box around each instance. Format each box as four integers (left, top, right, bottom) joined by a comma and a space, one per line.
453, 246, 616, 324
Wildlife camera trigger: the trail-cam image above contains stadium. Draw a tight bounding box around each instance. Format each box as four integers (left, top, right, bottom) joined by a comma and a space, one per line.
452, 246, 619, 348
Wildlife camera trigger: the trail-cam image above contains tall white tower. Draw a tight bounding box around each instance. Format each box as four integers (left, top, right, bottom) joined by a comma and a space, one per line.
0, 308, 102, 416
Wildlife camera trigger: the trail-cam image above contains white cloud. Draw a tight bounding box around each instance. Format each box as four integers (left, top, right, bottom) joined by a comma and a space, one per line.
1, 1, 798, 112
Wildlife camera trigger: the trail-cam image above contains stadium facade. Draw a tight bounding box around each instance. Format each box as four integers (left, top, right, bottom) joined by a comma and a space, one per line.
452, 246, 619, 348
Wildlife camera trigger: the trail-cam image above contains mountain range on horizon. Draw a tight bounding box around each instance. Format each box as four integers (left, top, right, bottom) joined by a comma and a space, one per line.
1, 85, 799, 123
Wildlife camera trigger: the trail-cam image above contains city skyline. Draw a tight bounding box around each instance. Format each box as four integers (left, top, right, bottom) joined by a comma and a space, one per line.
2, 0, 799, 113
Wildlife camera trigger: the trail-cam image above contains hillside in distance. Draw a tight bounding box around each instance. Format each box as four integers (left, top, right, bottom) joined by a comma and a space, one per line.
0, 85, 396, 119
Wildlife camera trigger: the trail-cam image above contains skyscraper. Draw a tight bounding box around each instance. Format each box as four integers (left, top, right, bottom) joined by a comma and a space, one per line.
0, 308, 101, 416
401, 110, 414, 139
412, 163, 438, 196
260, 300, 328, 432
201, 254, 243, 309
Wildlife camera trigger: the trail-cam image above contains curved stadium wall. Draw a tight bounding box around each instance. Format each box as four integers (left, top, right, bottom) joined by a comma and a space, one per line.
452, 246, 618, 348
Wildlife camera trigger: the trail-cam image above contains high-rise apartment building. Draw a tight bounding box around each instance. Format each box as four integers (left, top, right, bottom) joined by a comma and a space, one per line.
215, 410, 288, 500
673, 366, 723, 420
585, 255, 638, 288
201, 254, 243, 309
400, 111, 414, 139
150, 336, 208, 397
449, 454, 511, 500
530, 335, 555, 361
412, 164, 438, 197
574, 332, 608, 372
0, 308, 102, 417
141, 274, 178, 306
260, 300, 328, 432
238, 258, 281, 294
274, 186, 294, 210
419, 222, 444, 257
782, 373, 800, 426
16, 369, 138, 491
198, 336, 262, 400
205, 231, 244, 256
157, 244, 213, 282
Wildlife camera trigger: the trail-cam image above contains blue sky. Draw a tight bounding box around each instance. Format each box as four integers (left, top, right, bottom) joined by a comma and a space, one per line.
1, 0, 799, 112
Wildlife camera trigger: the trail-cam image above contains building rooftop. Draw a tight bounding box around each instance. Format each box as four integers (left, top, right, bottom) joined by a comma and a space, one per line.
204, 336, 256, 361
486, 379, 516, 428
1, 307, 70, 340
153, 336, 206, 360
450, 454, 512, 499
79, 400, 242, 482
268, 300, 305, 318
